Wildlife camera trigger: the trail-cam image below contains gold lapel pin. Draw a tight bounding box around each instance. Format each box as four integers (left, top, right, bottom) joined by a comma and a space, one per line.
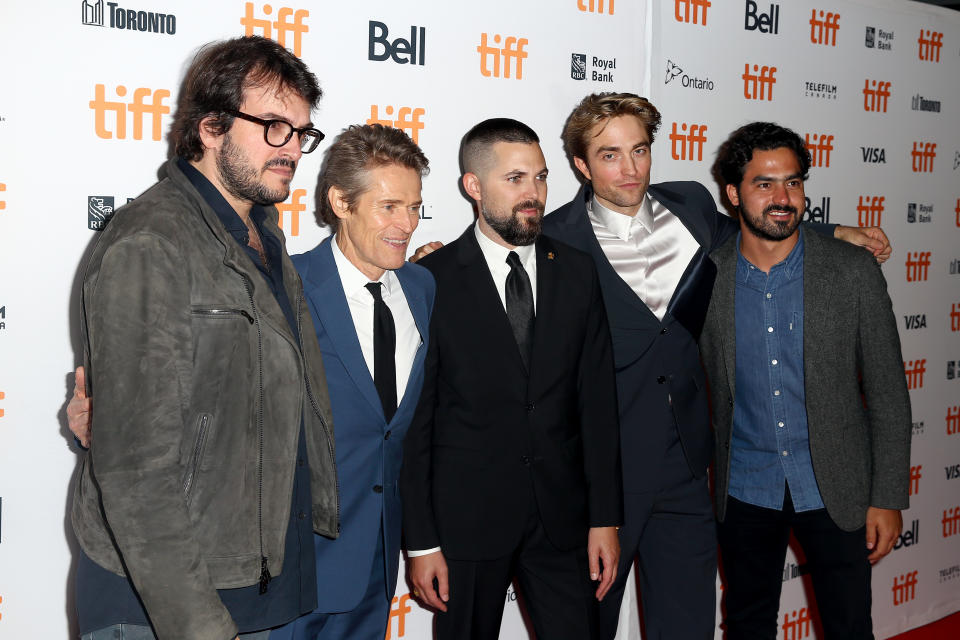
547, 252, 555, 260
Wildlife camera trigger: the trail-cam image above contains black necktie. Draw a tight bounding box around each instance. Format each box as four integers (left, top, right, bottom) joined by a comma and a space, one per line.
365, 282, 397, 422
505, 251, 535, 371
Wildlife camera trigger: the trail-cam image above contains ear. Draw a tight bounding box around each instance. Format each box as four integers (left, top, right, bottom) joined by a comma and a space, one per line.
726, 183, 741, 208
198, 115, 225, 151
462, 172, 482, 204
573, 156, 592, 182
328, 187, 351, 221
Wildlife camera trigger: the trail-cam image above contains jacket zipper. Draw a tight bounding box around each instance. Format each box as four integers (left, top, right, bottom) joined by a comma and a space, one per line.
193, 308, 254, 324
182, 413, 210, 500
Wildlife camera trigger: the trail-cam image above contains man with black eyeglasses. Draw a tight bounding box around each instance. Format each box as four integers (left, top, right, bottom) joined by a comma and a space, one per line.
70, 36, 338, 640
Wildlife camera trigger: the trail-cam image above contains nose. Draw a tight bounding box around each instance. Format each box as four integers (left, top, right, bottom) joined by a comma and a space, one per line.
279, 134, 304, 162
772, 182, 789, 204
396, 209, 417, 234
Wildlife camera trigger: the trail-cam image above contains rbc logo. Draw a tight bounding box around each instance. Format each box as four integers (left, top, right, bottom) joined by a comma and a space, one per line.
571, 54, 587, 80
477, 33, 528, 79
668, 123, 706, 161
578, 0, 614, 14
89, 84, 170, 140
742, 64, 776, 100
810, 9, 840, 46
88, 196, 115, 231
367, 106, 425, 144
276, 189, 306, 236
241, 3, 309, 57
368, 21, 426, 65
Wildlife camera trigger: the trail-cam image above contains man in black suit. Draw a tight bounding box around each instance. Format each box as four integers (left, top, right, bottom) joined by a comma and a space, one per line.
542, 92, 892, 639
400, 118, 623, 640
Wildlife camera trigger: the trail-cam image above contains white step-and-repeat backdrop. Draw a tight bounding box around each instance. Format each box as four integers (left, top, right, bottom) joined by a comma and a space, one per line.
0, 1, 956, 639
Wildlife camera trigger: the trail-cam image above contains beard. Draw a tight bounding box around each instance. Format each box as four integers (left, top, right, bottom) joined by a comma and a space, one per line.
216, 133, 296, 205
481, 199, 545, 247
740, 202, 801, 242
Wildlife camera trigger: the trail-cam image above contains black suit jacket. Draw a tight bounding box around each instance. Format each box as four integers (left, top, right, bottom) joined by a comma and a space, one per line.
400, 225, 623, 561
543, 182, 734, 492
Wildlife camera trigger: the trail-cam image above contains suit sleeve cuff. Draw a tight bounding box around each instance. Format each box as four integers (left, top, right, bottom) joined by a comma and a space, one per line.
407, 546, 442, 557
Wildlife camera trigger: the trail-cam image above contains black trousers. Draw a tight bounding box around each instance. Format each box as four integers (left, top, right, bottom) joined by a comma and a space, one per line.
718, 492, 873, 640
436, 500, 599, 640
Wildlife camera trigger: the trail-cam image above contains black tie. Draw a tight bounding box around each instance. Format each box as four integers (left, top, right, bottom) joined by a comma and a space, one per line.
365, 282, 397, 422
505, 251, 535, 371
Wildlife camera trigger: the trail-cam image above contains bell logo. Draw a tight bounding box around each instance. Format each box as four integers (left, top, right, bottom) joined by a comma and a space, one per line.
863, 80, 891, 112
669, 123, 707, 161
675, 0, 710, 25
477, 34, 528, 79
804, 133, 833, 168
947, 406, 960, 434
918, 29, 943, 62
578, 0, 614, 15
892, 571, 919, 604
905, 252, 931, 282
904, 359, 926, 389
951, 304, 960, 332
909, 465, 922, 495
911, 142, 936, 172
803, 196, 830, 223
857, 196, 884, 227
385, 593, 411, 639
367, 106, 425, 144
89, 84, 170, 141
745, 0, 779, 34
742, 64, 777, 100
809, 9, 840, 46
240, 3, 309, 57
276, 188, 306, 237
368, 21, 426, 65
781, 608, 812, 639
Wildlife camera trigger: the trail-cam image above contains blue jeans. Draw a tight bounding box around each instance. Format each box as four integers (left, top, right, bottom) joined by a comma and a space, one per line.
81, 624, 270, 640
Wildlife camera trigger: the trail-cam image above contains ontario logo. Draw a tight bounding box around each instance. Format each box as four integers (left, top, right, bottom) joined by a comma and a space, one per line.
665, 60, 714, 91
81, 0, 177, 35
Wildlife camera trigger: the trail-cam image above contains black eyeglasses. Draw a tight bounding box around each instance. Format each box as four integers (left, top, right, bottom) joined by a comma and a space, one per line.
225, 109, 324, 153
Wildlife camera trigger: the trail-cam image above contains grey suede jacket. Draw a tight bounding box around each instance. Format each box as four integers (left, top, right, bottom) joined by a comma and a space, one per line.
71, 158, 339, 640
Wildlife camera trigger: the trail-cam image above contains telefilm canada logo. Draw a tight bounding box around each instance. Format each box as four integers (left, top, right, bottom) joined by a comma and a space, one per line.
664, 60, 715, 91
865, 26, 894, 51
803, 80, 837, 100
570, 53, 617, 82
81, 0, 177, 35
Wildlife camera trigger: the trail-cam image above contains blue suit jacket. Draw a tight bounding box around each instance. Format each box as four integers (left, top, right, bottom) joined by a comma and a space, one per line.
293, 237, 435, 612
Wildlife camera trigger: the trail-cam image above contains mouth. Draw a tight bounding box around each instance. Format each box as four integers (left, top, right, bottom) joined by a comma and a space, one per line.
264, 159, 297, 179
382, 236, 410, 250
764, 206, 797, 220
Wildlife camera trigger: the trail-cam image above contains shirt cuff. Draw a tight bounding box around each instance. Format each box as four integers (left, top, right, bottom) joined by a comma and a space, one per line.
407, 546, 441, 557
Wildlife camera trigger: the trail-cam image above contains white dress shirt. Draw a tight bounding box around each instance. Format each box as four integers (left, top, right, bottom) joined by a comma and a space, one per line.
331, 237, 421, 406
587, 193, 699, 320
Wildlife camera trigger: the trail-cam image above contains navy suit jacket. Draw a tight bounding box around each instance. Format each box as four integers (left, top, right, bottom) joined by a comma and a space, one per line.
294, 237, 435, 611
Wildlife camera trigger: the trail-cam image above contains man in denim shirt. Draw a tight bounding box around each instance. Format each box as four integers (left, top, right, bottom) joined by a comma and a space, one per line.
700, 122, 911, 639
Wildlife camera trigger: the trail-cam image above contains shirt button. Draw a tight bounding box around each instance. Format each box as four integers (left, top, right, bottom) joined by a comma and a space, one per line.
297, 511, 307, 519
782, 451, 789, 457
771, 359, 778, 366
657, 375, 666, 384
384, 430, 392, 440
766, 293, 772, 299
660, 328, 667, 335
373, 485, 383, 494
774, 390, 781, 396
778, 421, 785, 427
768, 326, 774, 333
525, 403, 535, 412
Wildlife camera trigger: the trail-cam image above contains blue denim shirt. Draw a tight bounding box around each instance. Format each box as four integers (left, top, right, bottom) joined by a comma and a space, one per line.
729, 231, 824, 511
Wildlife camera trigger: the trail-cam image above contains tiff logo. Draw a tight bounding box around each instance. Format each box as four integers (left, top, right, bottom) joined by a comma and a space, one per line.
385, 593, 412, 638
367, 106, 425, 143
241, 3, 309, 57
943, 507, 960, 537
810, 9, 840, 46
669, 123, 707, 161
918, 29, 943, 62
951, 304, 960, 332
863, 80, 891, 112
909, 465, 922, 495
675, 0, 710, 25
955, 198, 959, 227
911, 142, 936, 172
804, 133, 834, 167
857, 196, 884, 226
89, 84, 170, 140
477, 33, 528, 79
0, 390, 4, 418
905, 252, 931, 282
0, 182, 5, 212
781, 608, 812, 640
947, 406, 960, 435
892, 571, 919, 604
743, 64, 777, 100
276, 189, 306, 237
578, 0, 614, 14
904, 359, 926, 389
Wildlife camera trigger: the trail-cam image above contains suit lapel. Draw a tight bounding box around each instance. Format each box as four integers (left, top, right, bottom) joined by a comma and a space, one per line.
800, 227, 833, 371
394, 264, 428, 417
711, 236, 739, 399
302, 239, 384, 420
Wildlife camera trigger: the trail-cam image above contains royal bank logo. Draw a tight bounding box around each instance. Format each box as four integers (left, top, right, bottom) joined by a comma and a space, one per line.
863, 80, 891, 112
809, 9, 839, 46
911, 93, 942, 114
571, 54, 587, 80
81, 0, 177, 34
664, 60, 714, 91
477, 33, 528, 79
0, 306, 5, 332
368, 21, 426, 65
88, 196, 115, 230
669, 123, 707, 161
951, 258, 960, 276
804, 133, 833, 167
241, 3, 309, 57
745, 1, 779, 34
367, 105, 425, 143
950, 360, 958, 380
865, 26, 894, 51
907, 202, 933, 224
803, 196, 830, 223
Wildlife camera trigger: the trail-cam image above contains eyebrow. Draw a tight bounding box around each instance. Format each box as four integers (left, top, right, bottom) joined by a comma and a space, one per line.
596, 142, 649, 153
505, 167, 549, 177
751, 172, 804, 183
379, 198, 423, 207
257, 112, 314, 128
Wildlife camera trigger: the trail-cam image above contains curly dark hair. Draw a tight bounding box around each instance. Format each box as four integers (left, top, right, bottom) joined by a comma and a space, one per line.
170, 36, 322, 161
713, 121, 811, 188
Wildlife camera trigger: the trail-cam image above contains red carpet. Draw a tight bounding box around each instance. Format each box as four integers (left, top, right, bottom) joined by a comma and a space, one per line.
889, 611, 960, 639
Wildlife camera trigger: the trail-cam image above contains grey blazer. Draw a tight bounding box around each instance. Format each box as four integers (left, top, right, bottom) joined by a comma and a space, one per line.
699, 227, 911, 531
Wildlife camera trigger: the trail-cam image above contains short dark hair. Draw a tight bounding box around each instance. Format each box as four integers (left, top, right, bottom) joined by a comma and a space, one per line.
562, 92, 662, 162
460, 118, 540, 176
713, 121, 811, 188
170, 36, 322, 161
316, 124, 430, 233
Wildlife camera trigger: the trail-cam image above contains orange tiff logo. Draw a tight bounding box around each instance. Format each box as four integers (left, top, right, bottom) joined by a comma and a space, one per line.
367, 106, 425, 144
903, 358, 926, 389
0, 182, 5, 212
276, 188, 306, 237
954, 198, 959, 227
89, 84, 170, 141
862, 80, 891, 112
0, 390, 5, 418
241, 3, 309, 57
909, 465, 922, 496
809, 9, 839, 45
385, 593, 412, 639
804, 133, 833, 168
947, 405, 960, 434
918, 29, 943, 62
905, 252, 931, 282
578, 0, 614, 14
856, 196, 884, 227
742, 64, 776, 100
892, 571, 918, 604
675, 0, 710, 25
669, 123, 707, 161
951, 304, 960, 332
781, 607, 812, 640
477, 33, 528, 79
911, 142, 936, 172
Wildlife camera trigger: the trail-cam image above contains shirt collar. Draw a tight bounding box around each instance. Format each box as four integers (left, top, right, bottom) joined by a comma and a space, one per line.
589, 193, 654, 240
473, 222, 536, 268
176, 157, 270, 244
736, 229, 805, 279
331, 233, 398, 299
